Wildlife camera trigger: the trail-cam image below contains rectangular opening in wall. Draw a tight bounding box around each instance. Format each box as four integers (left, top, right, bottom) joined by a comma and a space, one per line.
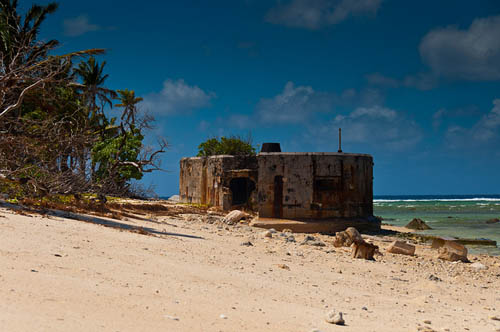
313, 177, 341, 210
314, 178, 336, 191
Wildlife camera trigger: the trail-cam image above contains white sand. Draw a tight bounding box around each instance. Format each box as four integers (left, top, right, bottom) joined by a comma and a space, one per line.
0, 205, 499, 332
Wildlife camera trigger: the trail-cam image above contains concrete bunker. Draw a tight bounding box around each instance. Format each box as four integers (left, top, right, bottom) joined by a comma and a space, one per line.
179, 144, 379, 232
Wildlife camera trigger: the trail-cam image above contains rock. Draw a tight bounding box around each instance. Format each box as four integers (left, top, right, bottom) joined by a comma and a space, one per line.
405, 218, 432, 230
282, 228, 293, 233
300, 235, 325, 246
333, 227, 363, 247
387, 240, 416, 256
278, 264, 290, 270
470, 262, 487, 270
345, 227, 363, 243
262, 230, 273, 238
437, 241, 468, 262
222, 210, 249, 225
333, 231, 350, 247
167, 195, 180, 202
417, 327, 437, 332
486, 218, 500, 224
325, 310, 344, 325
428, 274, 442, 282
352, 241, 378, 260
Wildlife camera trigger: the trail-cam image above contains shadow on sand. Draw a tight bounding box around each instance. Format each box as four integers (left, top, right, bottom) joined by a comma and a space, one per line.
0, 200, 204, 240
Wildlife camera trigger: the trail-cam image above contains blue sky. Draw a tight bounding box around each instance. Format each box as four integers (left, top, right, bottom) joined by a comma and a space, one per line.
31, 0, 500, 196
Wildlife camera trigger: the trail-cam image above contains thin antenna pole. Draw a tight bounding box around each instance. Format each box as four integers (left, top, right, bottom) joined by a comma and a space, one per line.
338, 128, 342, 153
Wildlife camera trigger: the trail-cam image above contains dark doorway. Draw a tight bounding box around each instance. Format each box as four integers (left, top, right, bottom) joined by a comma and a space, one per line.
273, 176, 283, 218
230, 177, 256, 205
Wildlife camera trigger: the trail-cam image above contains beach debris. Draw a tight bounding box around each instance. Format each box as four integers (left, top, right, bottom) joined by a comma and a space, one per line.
164, 315, 180, 321
405, 218, 432, 230
470, 262, 487, 270
437, 240, 468, 262
352, 241, 378, 260
300, 235, 326, 247
219, 314, 228, 319
333, 227, 363, 247
486, 218, 499, 224
325, 309, 345, 325
222, 210, 249, 225
490, 316, 500, 321
240, 241, 253, 246
387, 240, 416, 256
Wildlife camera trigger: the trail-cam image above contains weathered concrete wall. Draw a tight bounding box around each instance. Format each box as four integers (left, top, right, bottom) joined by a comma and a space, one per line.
179, 155, 258, 210
257, 153, 373, 220
179, 157, 206, 204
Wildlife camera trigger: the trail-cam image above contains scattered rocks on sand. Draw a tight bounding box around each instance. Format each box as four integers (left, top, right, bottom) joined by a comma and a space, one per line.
222, 210, 249, 225
387, 240, 416, 256
437, 241, 468, 262
352, 241, 378, 260
325, 309, 345, 325
333, 227, 363, 247
405, 218, 432, 230
486, 218, 499, 224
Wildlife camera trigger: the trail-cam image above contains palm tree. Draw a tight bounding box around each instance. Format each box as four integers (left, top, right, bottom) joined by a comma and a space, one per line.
0, 0, 104, 118
115, 89, 143, 128
74, 57, 117, 123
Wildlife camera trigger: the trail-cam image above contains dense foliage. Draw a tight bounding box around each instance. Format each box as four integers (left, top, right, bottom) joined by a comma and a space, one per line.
197, 136, 256, 156
0, 0, 166, 198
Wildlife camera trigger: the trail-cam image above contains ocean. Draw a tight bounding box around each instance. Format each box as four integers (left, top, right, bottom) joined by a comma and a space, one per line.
374, 195, 500, 256
162, 194, 500, 256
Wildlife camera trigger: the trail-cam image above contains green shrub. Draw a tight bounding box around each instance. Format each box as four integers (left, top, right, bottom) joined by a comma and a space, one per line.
197, 136, 256, 156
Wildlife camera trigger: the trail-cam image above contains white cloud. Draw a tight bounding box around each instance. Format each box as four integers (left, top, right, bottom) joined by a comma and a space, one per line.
314, 105, 422, 150
256, 81, 335, 123
266, 0, 382, 29
63, 15, 100, 37
142, 79, 215, 115
446, 99, 500, 148
420, 15, 500, 81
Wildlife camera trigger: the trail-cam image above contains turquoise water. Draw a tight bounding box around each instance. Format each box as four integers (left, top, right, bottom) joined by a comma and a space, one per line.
373, 195, 500, 256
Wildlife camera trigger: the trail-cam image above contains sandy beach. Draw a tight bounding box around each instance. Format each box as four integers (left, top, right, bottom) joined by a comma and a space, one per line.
1, 202, 499, 332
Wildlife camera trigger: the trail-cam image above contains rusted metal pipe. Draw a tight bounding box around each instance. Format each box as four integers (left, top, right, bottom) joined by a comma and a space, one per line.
338, 128, 342, 153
